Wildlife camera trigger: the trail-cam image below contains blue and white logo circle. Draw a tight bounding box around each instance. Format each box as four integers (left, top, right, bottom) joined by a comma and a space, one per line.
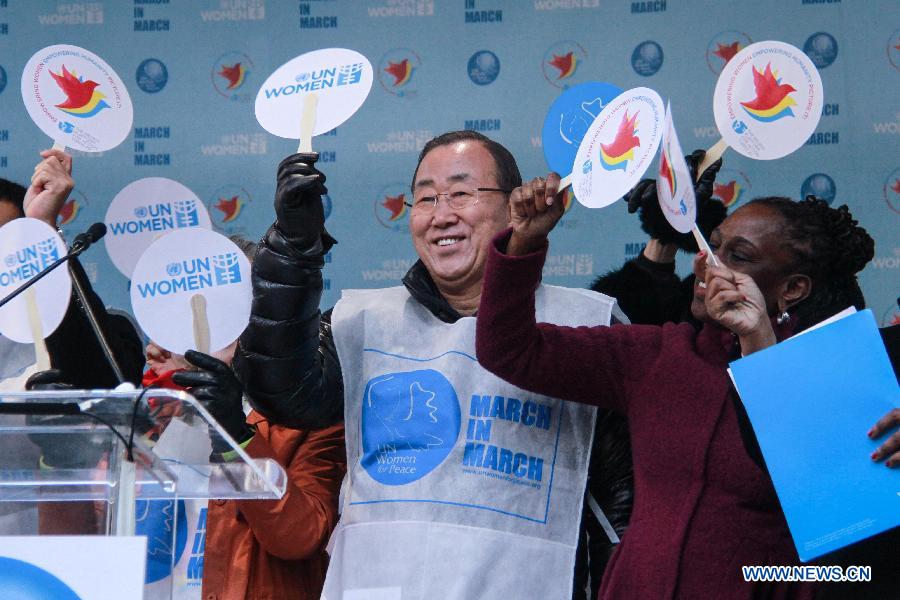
137, 499, 189, 584
136, 58, 168, 94
631, 41, 664, 76
0, 65, 7, 95
0, 557, 82, 599
468, 50, 500, 86
542, 81, 622, 176
361, 369, 461, 486
801, 173, 836, 205
803, 32, 838, 69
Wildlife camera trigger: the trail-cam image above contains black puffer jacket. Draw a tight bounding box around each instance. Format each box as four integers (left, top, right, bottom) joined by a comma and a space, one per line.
234, 214, 636, 596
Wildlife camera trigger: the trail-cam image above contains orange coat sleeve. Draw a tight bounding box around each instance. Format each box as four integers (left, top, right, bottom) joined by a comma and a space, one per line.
234, 416, 346, 561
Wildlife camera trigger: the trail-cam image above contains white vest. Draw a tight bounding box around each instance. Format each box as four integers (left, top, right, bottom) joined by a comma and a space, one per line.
326, 284, 619, 600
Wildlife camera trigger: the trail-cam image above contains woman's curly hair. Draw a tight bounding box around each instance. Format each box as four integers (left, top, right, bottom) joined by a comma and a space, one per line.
748, 196, 875, 331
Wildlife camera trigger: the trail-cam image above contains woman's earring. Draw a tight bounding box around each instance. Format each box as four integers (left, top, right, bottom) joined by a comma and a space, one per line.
776, 311, 790, 325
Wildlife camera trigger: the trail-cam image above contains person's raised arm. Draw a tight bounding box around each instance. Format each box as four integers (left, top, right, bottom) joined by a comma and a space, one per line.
234, 153, 343, 428
25, 149, 143, 387
476, 174, 663, 414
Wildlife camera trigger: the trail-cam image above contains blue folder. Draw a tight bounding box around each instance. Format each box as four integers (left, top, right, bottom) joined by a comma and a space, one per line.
729, 309, 899, 561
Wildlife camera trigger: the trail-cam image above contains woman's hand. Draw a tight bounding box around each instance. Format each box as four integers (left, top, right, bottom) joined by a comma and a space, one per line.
869, 408, 900, 468
704, 263, 776, 353
507, 173, 566, 256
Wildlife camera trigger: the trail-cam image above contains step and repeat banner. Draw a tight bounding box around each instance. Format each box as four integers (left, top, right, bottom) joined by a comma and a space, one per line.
0, 0, 897, 326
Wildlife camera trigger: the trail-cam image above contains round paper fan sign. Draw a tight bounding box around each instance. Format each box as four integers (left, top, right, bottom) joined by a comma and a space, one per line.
104, 178, 211, 279
255, 48, 373, 139
542, 81, 623, 175
0, 218, 71, 343
21, 44, 133, 152
572, 87, 665, 209
713, 40, 823, 160
130, 228, 251, 355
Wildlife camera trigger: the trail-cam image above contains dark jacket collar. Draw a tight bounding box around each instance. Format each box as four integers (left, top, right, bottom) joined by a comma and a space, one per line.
401, 260, 465, 324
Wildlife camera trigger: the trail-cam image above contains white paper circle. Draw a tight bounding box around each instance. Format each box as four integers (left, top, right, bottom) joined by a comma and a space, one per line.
20, 44, 133, 152
0, 218, 72, 343
104, 178, 211, 279
656, 103, 697, 234
255, 48, 374, 139
713, 41, 824, 160
572, 87, 665, 209
130, 228, 251, 355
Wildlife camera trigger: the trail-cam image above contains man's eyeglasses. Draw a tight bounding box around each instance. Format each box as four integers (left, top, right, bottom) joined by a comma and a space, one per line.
405, 187, 512, 212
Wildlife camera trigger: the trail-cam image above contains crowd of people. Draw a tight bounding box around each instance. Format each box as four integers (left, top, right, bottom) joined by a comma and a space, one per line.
0, 131, 897, 599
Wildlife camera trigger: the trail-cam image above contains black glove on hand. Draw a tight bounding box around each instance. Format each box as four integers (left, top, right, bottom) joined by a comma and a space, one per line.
624, 149, 725, 252
25, 369, 108, 469
172, 351, 254, 453
274, 152, 328, 248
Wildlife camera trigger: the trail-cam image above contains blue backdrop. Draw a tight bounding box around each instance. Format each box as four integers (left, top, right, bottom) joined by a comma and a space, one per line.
0, 0, 897, 328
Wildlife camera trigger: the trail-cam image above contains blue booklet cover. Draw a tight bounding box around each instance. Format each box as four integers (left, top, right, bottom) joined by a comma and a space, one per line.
730, 309, 899, 561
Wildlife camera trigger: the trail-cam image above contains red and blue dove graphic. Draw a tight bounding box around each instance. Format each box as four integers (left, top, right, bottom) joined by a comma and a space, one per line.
599, 110, 640, 171
215, 196, 244, 223
382, 194, 408, 221
659, 146, 676, 197
713, 42, 742, 65
50, 65, 109, 118
548, 52, 578, 80
384, 59, 414, 87
218, 63, 246, 90
57, 198, 81, 226
714, 180, 743, 208
740, 63, 797, 122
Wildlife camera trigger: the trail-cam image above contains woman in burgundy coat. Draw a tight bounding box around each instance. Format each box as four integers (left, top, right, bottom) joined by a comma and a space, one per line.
475, 173, 893, 599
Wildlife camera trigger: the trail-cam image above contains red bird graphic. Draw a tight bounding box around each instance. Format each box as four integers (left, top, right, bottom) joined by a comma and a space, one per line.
57, 199, 80, 225
713, 42, 741, 64
382, 194, 407, 220
384, 59, 411, 86
659, 149, 675, 195
548, 52, 576, 79
50, 65, 99, 109
215, 196, 242, 222
601, 110, 640, 158
714, 181, 739, 206
891, 179, 900, 195
218, 63, 244, 90
741, 63, 796, 111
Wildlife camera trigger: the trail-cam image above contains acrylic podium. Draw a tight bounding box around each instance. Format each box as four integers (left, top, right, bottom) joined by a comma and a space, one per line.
0, 387, 287, 598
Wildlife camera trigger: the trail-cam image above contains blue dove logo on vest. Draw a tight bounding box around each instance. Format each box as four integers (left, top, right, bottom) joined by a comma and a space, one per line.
362, 369, 461, 485
803, 32, 838, 68
137, 499, 189, 584
801, 173, 836, 205
0, 557, 83, 599
0, 65, 6, 95
468, 50, 500, 85
136, 58, 168, 94
631, 41, 663, 76
1, 238, 59, 286
137, 252, 242, 298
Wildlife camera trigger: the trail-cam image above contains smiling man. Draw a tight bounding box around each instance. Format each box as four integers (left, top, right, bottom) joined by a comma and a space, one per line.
235, 131, 629, 599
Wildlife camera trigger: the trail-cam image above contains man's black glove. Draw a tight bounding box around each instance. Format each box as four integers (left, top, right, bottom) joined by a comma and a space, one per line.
274, 152, 328, 248
25, 369, 108, 469
624, 149, 726, 252
172, 351, 254, 454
